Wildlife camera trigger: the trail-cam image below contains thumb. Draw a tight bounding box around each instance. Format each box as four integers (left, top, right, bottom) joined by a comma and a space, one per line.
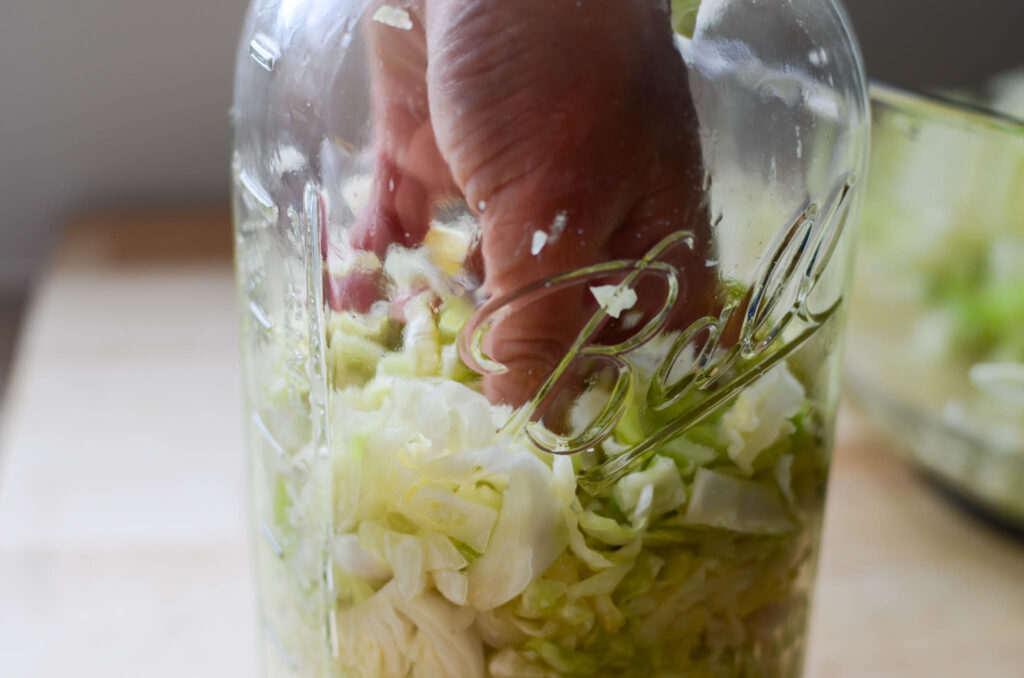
471, 138, 716, 410
473, 173, 636, 407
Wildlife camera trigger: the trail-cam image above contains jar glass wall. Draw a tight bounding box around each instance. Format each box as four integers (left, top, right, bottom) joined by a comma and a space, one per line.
232, 1, 868, 676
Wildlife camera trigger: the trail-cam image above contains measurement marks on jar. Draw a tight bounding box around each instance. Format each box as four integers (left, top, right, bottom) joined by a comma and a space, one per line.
251, 410, 285, 457
264, 620, 299, 671
234, 164, 279, 345
239, 169, 280, 223
245, 266, 266, 294
324, 547, 341, 658
249, 33, 280, 72
248, 299, 274, 332
261, 522, 285, 558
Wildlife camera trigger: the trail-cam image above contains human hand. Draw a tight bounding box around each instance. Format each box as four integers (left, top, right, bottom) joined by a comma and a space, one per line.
341, 0, 717, 405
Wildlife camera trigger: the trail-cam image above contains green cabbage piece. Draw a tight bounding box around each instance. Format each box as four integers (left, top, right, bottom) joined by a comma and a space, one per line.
671, 0, 703, 38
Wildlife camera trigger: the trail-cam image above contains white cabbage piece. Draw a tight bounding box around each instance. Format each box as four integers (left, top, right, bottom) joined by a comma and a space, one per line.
475, 608, 530, 651
720, 364, 805, 474
564, 505, 616, 571
394, 589, 485, 678
342, 174, 373, 214
590, 284, 639, 319
334, 583, 415, 678
335, 582, 484, 678
577, 510, 638, 547
356, 426, 425, 521
402, 293, 442, 376
431, 568, 470, 606
395, 589, 483, 678
683, 468, 796, 534
358, 522, 427, 600
333, 533, 391, 584
488, 647, 556, 677
372, 6, 414, 31
384, 245, 451, 300
389, 379, 497, 455
566, 382, 614, 437
421, 531, 469, 572
424, 224, 472, 276
399, 484, 498, 554
549, 455, 621, 566
420, 445, 568, 609
613, 455, 688, 526
775, 454, 796, 506
335, 377, 570, 612
566, 541, 641, 600
333, 378, 502, 532
460, 448, 569, 610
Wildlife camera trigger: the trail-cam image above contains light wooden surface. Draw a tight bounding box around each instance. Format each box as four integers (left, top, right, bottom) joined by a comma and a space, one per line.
1, 209, 1022, 677
0, 208, 257, 678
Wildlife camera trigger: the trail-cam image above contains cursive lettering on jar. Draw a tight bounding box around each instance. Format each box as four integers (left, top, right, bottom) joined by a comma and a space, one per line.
459, 178, 854, 493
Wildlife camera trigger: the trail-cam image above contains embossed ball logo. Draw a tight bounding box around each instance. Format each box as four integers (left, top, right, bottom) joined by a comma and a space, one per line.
459, 178, 854, 493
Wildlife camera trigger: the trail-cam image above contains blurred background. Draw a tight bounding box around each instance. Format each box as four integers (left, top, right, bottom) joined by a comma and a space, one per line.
0, 0, 1022, 387
0, 2, 1021, 677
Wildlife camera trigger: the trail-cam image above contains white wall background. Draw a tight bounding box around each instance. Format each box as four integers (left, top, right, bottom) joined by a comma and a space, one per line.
0, 0, 1021, 292
0, 0, 249, 290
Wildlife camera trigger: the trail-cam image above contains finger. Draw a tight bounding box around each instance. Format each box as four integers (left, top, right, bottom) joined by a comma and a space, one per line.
606, 18, 720, 330
423, 0, 716, 405
476, 172, 635, 407
332, 2, 456, 311
613, 169, 719, 331
478, 167, 717, 408
350, 151, 436, 256
353, 0, 446, 253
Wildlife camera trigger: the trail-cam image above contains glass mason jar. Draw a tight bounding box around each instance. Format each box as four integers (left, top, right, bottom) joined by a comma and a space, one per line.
231, 1, 868, 676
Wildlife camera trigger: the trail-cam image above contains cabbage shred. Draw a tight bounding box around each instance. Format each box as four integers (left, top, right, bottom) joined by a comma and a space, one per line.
259, 235, 832, 678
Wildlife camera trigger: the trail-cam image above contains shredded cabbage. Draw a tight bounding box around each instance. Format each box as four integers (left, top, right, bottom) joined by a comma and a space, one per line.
258, 236, 832, 677
720, 365, 805, 475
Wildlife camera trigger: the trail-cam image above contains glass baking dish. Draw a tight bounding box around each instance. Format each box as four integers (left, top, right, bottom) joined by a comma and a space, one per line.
847, 82, 1024, 529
